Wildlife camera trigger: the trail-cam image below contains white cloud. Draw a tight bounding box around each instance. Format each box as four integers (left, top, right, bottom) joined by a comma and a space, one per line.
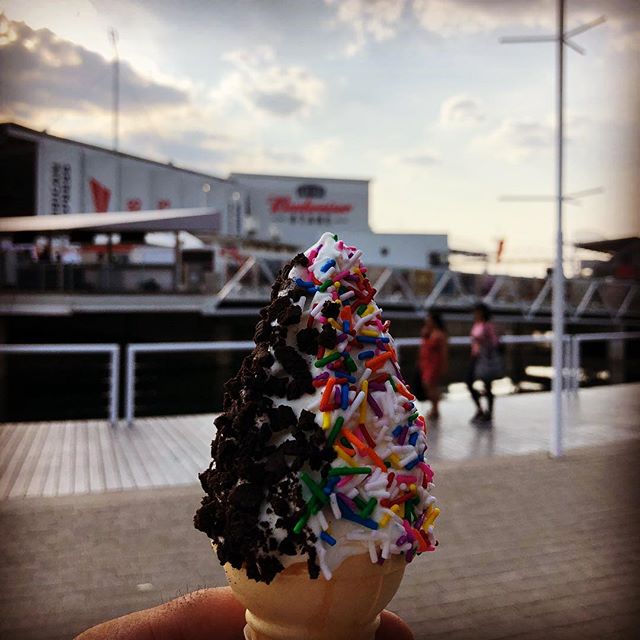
472, 117, 553, 163
325, 0, 638, 51
324, 0, 408, 55
0, 13, 334, 179
440, 95, 485, 127
0, 14, 187, 124
613, 28, 640, 53
217, 46, 324, 117
411, 0, 553, 36
384, 147, 440, 167
323, 0, 553, 51
304, 137, 343, 167
401, 150, 440, 166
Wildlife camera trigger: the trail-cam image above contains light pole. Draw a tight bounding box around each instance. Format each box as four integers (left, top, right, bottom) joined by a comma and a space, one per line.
500, 0, 605, 457
109, 28, 120, 152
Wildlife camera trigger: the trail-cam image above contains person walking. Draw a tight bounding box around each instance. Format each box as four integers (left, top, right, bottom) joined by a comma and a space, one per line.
467, 303, 501, 423
418, 310, 448, 420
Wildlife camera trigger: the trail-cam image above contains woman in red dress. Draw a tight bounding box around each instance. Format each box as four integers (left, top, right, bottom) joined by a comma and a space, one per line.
418, 311, 448, 420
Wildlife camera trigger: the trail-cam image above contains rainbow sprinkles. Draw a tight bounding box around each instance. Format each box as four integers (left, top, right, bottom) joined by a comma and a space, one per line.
195, 231, 439, 584
286, 232, 439, 580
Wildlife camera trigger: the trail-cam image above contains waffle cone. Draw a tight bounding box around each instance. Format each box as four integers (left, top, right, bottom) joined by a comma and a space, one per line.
220, 547, 406, 640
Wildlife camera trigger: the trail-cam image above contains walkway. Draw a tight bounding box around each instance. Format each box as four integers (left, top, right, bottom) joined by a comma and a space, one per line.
1, 441, 638, 639
0, 384, 639, 499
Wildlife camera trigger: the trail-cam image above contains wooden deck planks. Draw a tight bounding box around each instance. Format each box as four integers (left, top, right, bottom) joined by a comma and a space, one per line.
111, 424, 155, 489
0, 425, 21, 476
160, 416, 210, 472
1, 383, 638, 500
96, 422, 125, 491
24, 421, 59, 497
86, 420, 106, 493
126, 419, 172, 487
41, 422, 67, 497
0, 422, 17, 453
56, 422, 76, 496
72, 421, 89, 495
8, 422, 50, 498
0, 423, 37, 499
137, 419, 188, 485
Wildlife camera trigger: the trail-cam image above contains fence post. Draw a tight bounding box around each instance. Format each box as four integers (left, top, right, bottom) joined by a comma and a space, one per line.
125, 346, 136, 427
109, 346, 120, 427
570, 336, 579, 395
562, 336, 571, 393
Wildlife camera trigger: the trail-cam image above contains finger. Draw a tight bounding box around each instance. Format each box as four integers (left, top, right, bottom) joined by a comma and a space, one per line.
75, 587, 246, 640
377, 609, 414, 640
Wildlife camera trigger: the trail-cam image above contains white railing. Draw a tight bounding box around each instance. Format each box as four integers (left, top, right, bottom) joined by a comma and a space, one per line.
122, 333, 587, 427
4, 332, 636, 436
568, 331, 640, 394
395, 334, 555, 348
124, 340, 254, 426
0, 343, 120, 426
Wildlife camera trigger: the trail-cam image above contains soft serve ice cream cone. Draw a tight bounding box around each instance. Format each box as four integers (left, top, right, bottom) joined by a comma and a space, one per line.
195, 233, 440, 640
223, 550, 405, 640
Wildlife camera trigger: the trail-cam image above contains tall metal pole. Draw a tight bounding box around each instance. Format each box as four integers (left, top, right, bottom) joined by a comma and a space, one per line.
550, 0, 565, 457
110, 29, 120, 152
499, 3, 605, 457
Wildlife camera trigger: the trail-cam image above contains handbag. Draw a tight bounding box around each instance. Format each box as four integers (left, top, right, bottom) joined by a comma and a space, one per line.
475, 345, 504, 381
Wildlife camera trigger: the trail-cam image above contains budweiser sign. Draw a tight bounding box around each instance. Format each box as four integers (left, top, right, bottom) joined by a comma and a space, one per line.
269, 196, 352, 215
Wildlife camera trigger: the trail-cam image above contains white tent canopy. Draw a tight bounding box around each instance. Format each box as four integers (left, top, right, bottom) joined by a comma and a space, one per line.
0, 208, 220, 235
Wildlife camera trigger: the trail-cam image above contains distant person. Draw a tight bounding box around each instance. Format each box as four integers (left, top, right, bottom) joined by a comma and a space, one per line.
418, 311, 448, 420
467, 302, 501, 423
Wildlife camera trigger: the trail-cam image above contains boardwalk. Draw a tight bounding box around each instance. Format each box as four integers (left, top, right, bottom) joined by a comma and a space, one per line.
1, 441, 638, 639
0, 383, 639, 499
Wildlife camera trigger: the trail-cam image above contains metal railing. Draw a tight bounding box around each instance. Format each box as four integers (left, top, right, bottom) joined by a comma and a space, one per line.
568, 331, 640, 394
0, 343, 120, 426
124, 341, 254, 426
122, 333, 581, 426
2, 255, 639, 321
394, 334, 555, 348
3, 332, 637, 436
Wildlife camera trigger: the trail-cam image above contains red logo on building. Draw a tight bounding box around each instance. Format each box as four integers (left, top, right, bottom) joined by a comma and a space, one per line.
127, 198, 142, 211
269, 196, 352, 215
89, 178, 111, 213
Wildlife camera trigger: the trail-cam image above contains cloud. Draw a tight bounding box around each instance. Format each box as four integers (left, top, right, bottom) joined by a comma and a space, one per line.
411, 0, 553, 36
383, 148, 440, 167
0, 14, 187, 122
325, 0, 639, 51
304, 137, 343, 167
124, 128, 235, 169
324, 0, 408, 55
217, 47, 324, 117
472, 117, 553, 163
264, 149, 306, 164
613, 28, 640, 53
323, 0, 549, 52
412, 0, 640, 40
0, 17, 323, 176
400, 150, 440, 166
440, 95, 485, 127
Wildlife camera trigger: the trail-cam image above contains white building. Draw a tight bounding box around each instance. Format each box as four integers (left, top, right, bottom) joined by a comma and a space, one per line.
0, 123, 447, 268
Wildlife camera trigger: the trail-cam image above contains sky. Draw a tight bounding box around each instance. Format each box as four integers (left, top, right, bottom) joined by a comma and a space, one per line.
0, 0, 638, 275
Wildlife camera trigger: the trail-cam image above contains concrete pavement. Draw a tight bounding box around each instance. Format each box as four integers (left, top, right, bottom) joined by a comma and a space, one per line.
1, 440, 638, 639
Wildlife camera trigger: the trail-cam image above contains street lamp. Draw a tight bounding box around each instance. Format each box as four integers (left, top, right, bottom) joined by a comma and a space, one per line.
500, 0, 605, 457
